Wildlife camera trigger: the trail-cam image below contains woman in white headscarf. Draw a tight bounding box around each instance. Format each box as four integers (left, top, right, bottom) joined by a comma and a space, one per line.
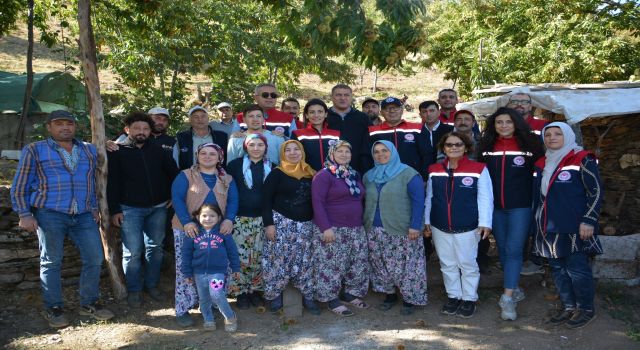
533, 122, 603, 330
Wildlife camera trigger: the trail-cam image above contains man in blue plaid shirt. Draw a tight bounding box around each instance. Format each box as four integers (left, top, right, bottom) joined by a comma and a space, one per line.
11, 110, 114, 328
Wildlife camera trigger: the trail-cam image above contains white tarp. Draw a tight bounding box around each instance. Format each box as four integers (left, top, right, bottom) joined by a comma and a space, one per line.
457, 87, 640, 125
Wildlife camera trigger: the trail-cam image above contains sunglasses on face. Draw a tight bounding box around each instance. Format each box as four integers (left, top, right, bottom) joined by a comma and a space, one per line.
444, 142, 465, 148
260, 92, 279, 99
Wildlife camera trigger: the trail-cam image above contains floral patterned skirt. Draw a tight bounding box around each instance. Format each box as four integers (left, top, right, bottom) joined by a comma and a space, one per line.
262, 211, 314, 300
313, 225, 370, 302
227, 216, 265, 297
367, 226, 428, 305
173, 229, 199, 316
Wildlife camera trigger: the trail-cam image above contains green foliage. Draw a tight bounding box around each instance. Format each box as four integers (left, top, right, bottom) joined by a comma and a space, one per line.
0, 0, 22, 37
423, 0, 640, 96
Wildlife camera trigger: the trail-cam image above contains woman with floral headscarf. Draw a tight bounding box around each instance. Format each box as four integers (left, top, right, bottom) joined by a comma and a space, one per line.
171, 142, 239, 327
311, 140, 368, 317
364, 140, 427, 316
533, 122, 603, 329
226, 133, 275, 310
262, 140, 320, 315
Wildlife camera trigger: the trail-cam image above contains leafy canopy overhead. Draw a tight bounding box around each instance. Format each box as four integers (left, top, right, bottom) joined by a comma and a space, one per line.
422, 0, 640, 96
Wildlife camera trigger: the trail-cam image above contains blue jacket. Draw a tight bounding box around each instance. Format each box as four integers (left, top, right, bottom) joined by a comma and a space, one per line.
181, 227, 241, 277
291, 125, 340, 171
426, 156, 493, 233
533, 150, 602, 235
369, 120, 430, 180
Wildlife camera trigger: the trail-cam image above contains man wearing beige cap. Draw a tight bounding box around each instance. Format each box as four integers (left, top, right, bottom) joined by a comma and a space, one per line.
209, 102, 238, 136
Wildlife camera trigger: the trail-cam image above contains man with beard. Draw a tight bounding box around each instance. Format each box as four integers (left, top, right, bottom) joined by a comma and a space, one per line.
107, 112, 179, 308
11, 110, 115, 328
506, 93, 547, 135
362, 97, 382, 126
110, 107, 175, 153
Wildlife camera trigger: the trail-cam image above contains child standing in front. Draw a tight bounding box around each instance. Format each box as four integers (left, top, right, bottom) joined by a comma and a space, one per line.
182, 204, 240, 331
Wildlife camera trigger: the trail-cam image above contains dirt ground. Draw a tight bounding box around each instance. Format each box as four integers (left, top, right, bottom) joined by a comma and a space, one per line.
1, 254, 638, 350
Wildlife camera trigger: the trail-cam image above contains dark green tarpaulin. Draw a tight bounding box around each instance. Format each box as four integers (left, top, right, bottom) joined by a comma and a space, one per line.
0, 71, 87, 114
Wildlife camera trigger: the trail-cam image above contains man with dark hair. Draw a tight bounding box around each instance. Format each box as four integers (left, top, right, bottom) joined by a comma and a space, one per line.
281, 97, 303, 128
173, 106, 229, 170
227, 104, 285, 164
235, 83, 297, 136
362, 97, 382, 126
11, 110, 114, 328
437, 89, 459, 125
506, 93, 547, 135
326, 83, 371, 173
369, 97, 429, 179
112, 107, 176, 152
419, 100, 454, 166
107, 112, 179, 308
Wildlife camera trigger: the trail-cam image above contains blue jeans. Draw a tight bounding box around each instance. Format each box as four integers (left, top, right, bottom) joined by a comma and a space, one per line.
34, 208, 104, 309
549, 251, 595, 311
492, 208, 531, 289
119, 205, 166, 292
194, 273, 235, 322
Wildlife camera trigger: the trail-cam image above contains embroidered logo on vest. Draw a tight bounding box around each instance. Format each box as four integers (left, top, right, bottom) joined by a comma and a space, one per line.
404, 133, 415, 142
461, 177, 474, 186
557, 171, 571, 181
275, 126, 285, 134
328, 139, 337, 146
513, 156, 525, 166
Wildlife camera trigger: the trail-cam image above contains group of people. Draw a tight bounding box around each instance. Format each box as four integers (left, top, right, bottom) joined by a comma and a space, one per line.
10, 82, 603, 333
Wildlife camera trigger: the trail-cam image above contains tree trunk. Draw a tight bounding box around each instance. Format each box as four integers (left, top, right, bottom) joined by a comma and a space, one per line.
168, 64, 179, 112
372, 68, 378, 93
15, 0, 35, 149
77, 0, 127, 299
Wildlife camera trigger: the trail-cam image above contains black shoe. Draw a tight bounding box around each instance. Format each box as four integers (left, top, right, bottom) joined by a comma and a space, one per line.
127, 292, 142, 308
79, 303, 114, 321
303, 297, 321, 316
45, 307, 69, 328
236, 293, 250, 310
457, 300, 476, 318
566, 309, 596, 329
441, 298, 461, 315
269, 295, 283, 313
548, 308, 575, 326
377, 293, 399, 311
400, 301, 414, 316
146, 288, 166, 302
248, 292, 265, 307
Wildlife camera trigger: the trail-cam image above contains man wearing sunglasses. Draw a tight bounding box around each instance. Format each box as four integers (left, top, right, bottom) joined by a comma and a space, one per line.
235, 83, 298, 137
506, 93, 547, 135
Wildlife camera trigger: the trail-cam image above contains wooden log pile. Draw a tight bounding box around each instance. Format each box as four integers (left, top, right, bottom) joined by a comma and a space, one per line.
580, 113, 640, 235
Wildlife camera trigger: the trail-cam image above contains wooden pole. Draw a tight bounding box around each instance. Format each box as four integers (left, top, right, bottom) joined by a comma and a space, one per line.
77, 0, 127, 299
15, 0, 34, 149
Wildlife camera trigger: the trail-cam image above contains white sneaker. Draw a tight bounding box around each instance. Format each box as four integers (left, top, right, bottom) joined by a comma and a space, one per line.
499, 294, 517, 321
512, 288, 526, 303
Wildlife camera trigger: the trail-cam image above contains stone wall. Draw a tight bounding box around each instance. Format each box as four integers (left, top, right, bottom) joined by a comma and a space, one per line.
0, 185, 85, 290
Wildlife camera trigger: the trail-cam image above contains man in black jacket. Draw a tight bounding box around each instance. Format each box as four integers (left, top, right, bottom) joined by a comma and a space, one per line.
326, 84, 371, 173
107, 112, 179, 308
419, 100, 454, 167
173, 106, 228, 170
